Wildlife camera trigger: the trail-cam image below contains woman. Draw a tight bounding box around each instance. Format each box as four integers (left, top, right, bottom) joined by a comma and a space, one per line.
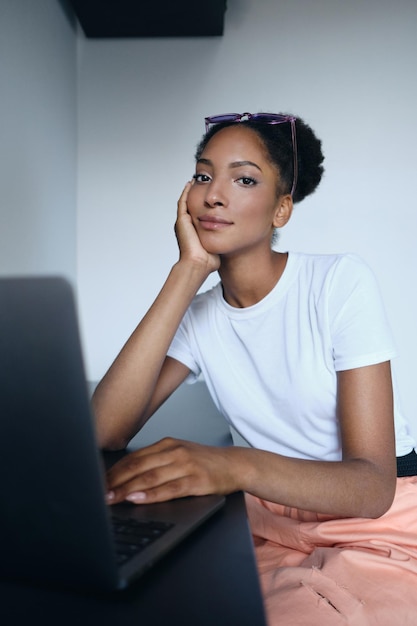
93, 112, 417, 624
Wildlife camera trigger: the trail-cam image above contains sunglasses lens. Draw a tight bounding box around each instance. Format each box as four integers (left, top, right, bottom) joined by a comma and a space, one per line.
251, 114, 288, 124
206, 114, 240, 126
206, 113, 294, 129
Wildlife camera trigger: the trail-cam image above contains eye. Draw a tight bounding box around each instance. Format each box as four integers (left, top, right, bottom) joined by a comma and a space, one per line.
193, 173, 211, 184
237, 176, 257, 186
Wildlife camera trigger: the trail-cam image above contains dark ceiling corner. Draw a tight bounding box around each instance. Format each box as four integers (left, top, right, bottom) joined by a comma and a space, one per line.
68, 0, 228, 38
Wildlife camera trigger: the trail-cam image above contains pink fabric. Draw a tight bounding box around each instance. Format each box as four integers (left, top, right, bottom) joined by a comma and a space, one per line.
245, 476, 417, 625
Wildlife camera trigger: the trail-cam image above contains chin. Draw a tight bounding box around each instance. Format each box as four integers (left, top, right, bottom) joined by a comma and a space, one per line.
196, 233, 224, 253
204, 244, 227, 256
199, 238, 230, 257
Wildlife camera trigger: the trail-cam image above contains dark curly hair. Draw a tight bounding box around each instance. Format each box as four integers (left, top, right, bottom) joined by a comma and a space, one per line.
195, 114, 325, 204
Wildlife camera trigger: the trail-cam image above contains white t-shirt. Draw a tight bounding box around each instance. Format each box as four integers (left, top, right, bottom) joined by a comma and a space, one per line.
167, 252, 415, 461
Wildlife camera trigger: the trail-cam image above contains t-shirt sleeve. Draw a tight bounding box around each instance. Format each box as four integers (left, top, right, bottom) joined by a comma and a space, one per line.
328, 255, 397, 371
167, 311, 201, 383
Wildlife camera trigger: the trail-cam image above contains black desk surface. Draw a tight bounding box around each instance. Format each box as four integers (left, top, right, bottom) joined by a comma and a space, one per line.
1, 383, 267, 625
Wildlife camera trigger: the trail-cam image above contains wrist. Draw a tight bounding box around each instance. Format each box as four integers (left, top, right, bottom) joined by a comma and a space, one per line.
173, 257, 214, 284
224, 446, 258, 493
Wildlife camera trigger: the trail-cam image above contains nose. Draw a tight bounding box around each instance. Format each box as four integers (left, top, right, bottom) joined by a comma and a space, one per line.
204, 180, 227, 208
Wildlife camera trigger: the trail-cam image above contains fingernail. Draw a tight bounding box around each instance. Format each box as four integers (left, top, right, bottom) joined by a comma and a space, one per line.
105, 490, 115, 503
126, 491, 147, 503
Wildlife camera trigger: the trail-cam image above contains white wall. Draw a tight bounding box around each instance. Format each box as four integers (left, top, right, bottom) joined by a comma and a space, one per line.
0, 0, 77, 280
76, 0, 417, 436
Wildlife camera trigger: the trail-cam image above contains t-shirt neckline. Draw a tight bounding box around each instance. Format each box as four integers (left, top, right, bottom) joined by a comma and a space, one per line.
215, 251, 299, 319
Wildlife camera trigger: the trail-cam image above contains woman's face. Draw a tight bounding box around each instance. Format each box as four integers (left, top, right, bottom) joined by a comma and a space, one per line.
187, 125, 284, 257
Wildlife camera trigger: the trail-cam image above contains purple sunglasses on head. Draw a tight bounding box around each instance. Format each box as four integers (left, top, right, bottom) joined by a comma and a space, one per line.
204, 112, 298, 197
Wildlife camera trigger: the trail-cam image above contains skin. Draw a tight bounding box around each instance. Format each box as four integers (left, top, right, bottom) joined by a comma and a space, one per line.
93, 126, 397, 519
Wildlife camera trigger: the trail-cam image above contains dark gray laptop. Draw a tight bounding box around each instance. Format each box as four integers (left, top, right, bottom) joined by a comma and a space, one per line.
0, 276, 224, 592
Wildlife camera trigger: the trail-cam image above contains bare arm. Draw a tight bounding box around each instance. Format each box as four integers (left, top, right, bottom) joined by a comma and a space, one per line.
239, 361, 397, 517
106, 361, 397, 519
93, 182, 220, 450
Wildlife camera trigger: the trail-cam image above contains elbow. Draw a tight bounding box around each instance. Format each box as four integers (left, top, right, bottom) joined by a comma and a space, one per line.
95, 421, 132, 451
368, 488, 396, 519
358, 475, 396, 519
94, 407, 144, 450
91, 384, 146, 451
91, 400, 132, 452
93, 404, 137, 450
343, 456, 397, 519
364, 499, 392, 520
98, 433, 131, 452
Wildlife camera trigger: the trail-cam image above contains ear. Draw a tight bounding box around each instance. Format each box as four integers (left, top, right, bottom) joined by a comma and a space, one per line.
272, 194, 293, 228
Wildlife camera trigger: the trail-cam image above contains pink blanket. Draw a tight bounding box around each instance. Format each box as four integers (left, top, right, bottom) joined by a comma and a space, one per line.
246, 476, 417, 625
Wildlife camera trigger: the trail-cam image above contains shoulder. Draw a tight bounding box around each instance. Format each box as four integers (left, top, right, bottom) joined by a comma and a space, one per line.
289, 251, 375, 285
287, 252, 383, 309
290, 250, 369, 271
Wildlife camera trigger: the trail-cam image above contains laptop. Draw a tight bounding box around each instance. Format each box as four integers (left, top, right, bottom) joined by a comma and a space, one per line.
0, 276, 225, 592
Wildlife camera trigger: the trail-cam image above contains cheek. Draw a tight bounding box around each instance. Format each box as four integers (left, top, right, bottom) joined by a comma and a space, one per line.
240, 191, 276, 218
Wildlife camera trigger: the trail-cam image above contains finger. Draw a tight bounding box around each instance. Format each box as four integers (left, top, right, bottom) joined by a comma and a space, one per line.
105, 438, 187, 489
125, 475, 200, 504
105, 439, 203, 504
106, 450, 171, 491
106, 463, 195, 504
177, 180, 193, 216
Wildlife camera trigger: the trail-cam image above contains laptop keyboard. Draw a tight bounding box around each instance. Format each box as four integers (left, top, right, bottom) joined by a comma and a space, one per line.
111, 515, 175, 565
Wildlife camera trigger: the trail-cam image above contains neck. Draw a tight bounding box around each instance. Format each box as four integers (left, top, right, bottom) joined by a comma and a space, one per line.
218, 250, 288, 308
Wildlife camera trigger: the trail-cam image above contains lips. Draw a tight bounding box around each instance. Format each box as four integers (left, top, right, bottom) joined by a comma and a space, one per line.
198, 214, 233, 229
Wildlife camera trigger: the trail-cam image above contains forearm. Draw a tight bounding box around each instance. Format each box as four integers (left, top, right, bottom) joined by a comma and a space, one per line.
104, 438, 395, 517
93, 260, 210, 449
229, 447, 396, 519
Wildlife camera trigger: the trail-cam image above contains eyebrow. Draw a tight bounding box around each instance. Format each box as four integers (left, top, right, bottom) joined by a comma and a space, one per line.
197, 158, 262, 172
